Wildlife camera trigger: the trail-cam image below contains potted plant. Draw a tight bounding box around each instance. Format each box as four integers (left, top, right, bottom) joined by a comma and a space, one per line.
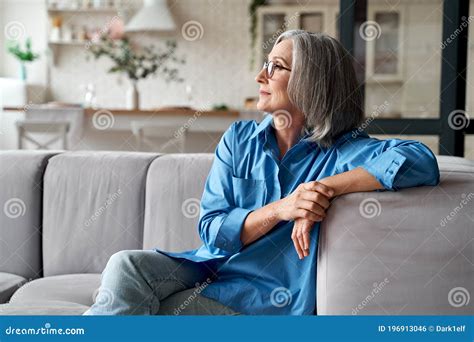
7, 37, 40, 81
87, 35, 185, 110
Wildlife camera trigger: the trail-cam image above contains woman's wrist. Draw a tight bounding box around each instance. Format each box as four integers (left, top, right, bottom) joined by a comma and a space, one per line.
272, 199, 284, 222
318, 177, 341, 198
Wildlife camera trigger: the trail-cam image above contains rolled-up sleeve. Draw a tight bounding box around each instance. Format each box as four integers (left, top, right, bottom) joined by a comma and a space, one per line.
197, 123, 253, 255
336, 137, 440, 191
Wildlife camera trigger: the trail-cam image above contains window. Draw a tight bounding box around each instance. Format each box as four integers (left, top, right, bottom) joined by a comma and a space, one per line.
256, 4, 339, 70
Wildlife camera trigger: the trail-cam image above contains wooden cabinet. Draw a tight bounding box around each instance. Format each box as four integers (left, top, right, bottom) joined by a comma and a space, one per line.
255, 4, 339, 71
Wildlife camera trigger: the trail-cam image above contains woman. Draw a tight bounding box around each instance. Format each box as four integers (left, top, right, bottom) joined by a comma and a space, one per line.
84, 30, 439, 315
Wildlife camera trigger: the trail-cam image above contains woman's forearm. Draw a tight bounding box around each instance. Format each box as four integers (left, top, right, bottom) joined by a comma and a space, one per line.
319, 167, 385, 197
240, 200, 283, 246
239, 180, 334, 247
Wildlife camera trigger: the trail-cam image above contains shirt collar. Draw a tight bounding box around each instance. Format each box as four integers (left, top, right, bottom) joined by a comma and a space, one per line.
249, 114, 313, 141
249, 114, 273, 140
248, 114, 369, 148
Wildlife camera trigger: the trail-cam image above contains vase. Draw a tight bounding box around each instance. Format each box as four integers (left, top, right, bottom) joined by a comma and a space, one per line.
19, 63, 27, 81
126, 81, 139, 110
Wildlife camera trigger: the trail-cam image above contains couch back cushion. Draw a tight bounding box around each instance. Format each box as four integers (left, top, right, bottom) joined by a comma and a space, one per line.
0, 151, 58, 279
42, 151, 158, 276
143, 154, 213, 251
317, 155, 474, 315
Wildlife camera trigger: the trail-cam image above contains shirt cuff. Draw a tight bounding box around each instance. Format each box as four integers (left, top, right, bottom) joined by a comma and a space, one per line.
214, 207, 253, 253
362, 149, 407, 191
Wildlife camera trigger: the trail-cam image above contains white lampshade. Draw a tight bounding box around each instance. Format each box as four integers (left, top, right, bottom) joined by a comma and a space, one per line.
125, 0, 176, 32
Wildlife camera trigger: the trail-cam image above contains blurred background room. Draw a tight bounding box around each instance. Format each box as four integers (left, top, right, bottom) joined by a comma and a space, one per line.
0, 0, 473, 158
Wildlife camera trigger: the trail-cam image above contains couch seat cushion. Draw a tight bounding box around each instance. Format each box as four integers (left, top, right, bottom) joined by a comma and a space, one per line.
9, 274, 101, 306
0, 272, 27, 303
0, 300, 88, 315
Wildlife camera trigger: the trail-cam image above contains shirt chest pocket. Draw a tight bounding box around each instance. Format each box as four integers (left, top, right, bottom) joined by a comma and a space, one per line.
231, 176, 267, 210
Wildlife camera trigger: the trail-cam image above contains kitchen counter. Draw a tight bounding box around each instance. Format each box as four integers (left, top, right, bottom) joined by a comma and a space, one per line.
4, 106, 239, 118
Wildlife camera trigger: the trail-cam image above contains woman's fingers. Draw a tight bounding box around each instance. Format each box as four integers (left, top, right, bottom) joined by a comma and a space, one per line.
296, 209, 322, 222
291, 227, 304, 259
297, 199, 327, 217
292, 220, 314, 259
301, 222, 311, 256
297, 230, 306, 257
304, 181, 334, 198
300, 191, 331, 210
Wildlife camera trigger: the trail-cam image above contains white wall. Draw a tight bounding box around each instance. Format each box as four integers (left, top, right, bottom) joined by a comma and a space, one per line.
1, 0, 48, 88
0, 0, 473, 158
34, 0, 259, 109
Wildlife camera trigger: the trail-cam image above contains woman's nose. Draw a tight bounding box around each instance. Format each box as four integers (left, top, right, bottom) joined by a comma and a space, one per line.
255, 67, 268, 84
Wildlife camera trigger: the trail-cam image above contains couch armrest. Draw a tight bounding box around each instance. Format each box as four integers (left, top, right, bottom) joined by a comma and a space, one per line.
317, 156, 474, 315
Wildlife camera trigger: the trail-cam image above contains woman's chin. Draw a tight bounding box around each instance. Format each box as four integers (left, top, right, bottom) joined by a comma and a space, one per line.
256, 101, 271, 112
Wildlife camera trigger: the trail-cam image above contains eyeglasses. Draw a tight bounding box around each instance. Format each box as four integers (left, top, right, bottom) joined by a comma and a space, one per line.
263, 60, 292, 79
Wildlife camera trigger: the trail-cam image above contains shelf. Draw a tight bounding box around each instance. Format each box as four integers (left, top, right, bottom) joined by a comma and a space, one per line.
48, 40, 96, 46
47, 7, 118, 13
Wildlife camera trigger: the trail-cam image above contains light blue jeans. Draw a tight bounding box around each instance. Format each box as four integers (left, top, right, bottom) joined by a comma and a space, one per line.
82, 249, 239, 315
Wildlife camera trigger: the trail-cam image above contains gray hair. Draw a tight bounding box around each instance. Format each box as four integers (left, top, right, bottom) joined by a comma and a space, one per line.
274, 30, 364, 148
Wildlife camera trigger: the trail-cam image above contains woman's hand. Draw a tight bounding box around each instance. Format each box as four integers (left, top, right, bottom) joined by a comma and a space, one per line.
287, 181, 335, 260
291, 218, 315, 259
276, 181, 334, 222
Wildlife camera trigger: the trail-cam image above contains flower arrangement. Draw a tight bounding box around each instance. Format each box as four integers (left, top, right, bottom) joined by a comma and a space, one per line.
7, 37, 40, 80
87, 35, 184, 83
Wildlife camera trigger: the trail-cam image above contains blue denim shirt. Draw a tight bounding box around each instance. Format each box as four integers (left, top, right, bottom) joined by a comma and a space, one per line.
155, 114, 440, 315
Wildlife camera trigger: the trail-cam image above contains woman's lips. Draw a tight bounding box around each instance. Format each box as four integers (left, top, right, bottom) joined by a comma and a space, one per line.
259, 90, 271, 96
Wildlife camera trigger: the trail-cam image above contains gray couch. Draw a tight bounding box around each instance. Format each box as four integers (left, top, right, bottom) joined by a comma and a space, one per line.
0, 150, 472, 315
